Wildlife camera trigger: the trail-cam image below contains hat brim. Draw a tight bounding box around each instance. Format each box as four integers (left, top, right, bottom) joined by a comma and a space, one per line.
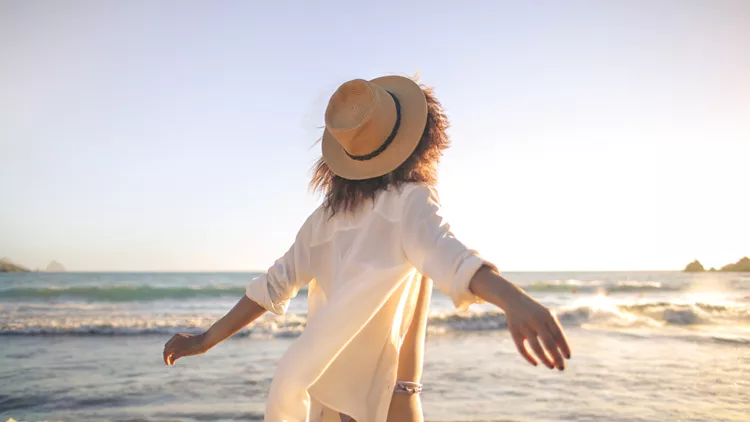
321, 75, 428, 181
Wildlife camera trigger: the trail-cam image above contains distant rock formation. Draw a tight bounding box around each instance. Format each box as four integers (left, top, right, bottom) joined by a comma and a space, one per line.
684, 257, 750, 272
719, 257, 750, 272
45, 261, 66, 272
0, 257, 30, 273
684, 260, 705, 272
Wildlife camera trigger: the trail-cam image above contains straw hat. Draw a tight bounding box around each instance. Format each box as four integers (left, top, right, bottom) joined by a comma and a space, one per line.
321, 76, 428, 180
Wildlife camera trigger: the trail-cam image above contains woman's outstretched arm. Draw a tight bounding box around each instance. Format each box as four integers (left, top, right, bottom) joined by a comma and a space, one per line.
163, 295, 267, 366
401, 185, 572, 370
163, 214, 316, 367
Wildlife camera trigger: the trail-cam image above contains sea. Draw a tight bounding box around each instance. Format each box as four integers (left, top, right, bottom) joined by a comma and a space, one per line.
1, 271, 748, 422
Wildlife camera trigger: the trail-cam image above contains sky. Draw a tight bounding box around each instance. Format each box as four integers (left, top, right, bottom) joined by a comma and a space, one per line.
1, 0, 748, 272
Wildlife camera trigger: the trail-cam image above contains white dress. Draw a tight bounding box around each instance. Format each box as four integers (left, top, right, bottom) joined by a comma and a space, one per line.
245, 183, 493, 422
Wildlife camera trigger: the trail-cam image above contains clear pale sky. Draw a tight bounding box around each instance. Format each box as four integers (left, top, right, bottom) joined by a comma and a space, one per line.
1, 0, 748, 272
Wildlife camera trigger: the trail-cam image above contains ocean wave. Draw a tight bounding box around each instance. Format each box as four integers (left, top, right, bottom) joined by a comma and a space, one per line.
0, 279, 684, 303
429, 301, 750, 332
0, 285, 249, 301
709, 335, 750, 345
619, 302, 750, 325
523, 280, 679, 294
2, 301, 747, 337
0, 313, 306, 337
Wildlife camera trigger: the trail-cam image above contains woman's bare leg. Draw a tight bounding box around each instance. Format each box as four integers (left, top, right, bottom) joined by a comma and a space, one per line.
387, 275, 432, 422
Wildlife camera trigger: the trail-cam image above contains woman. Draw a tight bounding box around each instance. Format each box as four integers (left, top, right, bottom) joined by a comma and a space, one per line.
163, 76, 571, 422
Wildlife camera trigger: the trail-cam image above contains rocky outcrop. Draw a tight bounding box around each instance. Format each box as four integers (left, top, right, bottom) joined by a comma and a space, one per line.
683, 260, 705, 272
0, 257, 30, 273
719, 257, 750, 272
45, 261, 66, 272
684, 257, 750, 272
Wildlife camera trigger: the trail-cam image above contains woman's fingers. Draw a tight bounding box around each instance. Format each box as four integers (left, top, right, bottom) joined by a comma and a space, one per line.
511, 329, 538, 366
505, 298, 572, 371
163, 334, 204, 366
526, 332, 554, 369
165, 350, 175, 366
539, 332, 565, 370
163, 337, 184, 366
163, 336, 180, 366
546, 320, 572, 359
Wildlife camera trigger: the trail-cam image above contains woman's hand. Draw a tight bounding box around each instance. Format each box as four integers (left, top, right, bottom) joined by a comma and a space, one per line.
162, 296, 268, 367
502, 292, 571, 370
163, 333, 208, 366
469, 266, 572, 370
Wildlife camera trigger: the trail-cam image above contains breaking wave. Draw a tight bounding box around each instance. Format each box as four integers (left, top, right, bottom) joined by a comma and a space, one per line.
2, 301, 747, 337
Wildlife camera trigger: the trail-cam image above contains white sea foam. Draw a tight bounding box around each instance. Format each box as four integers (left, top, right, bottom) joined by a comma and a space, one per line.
2, 300, 747, 337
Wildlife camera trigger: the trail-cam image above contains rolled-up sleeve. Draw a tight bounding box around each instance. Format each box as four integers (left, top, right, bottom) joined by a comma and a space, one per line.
245, 213, 315, 315
401, 185, 495, 312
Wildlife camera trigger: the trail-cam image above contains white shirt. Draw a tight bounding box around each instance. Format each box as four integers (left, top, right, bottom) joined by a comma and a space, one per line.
245, 183, 492, 422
